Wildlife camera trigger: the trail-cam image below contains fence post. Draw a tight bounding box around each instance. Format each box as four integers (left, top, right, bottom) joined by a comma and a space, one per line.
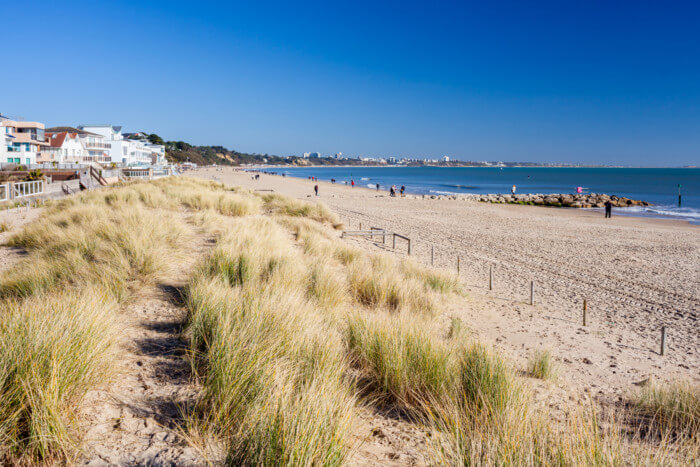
392, 234, 396, 249
407, 238, 411, 255
489, 265, 493, 290
583, 299, 587, 326
660, 326, 667, 356
530, 281, 535, 305
431, 246, 434, 266
457, 256, 460, 273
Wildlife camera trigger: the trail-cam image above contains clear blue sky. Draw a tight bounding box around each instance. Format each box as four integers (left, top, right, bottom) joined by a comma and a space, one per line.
2, 0, 699, 165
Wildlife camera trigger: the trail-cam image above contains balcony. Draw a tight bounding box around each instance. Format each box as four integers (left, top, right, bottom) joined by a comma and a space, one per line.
84, 141, 111, 150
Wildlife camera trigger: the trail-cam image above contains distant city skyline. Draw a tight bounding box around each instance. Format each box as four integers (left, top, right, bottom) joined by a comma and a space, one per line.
1, 1, 699, 166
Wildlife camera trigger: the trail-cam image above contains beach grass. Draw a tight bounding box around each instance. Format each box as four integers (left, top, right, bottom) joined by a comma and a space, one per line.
528, 349, 556, 380
634, 380, 699, 441
1, 175, 696, 464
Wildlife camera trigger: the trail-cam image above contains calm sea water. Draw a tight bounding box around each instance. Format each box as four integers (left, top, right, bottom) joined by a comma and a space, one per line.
271, 166, 700, 223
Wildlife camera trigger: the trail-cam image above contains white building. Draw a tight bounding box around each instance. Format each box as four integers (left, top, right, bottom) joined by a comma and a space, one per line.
144, 142, 166, 165
0, 117, 47, 165
79, 125, 126, 164
0, 115, 15, 164
78, 125, 165, 166
40, 128, 111, 164
442, 155, 450, 162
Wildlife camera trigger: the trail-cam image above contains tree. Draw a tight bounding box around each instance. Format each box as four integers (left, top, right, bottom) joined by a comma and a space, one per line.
148, 133, 165, 145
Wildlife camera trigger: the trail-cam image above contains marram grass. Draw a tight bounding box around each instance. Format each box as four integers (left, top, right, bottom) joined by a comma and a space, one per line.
528, 348, 556, 380
1, 176, 695, 464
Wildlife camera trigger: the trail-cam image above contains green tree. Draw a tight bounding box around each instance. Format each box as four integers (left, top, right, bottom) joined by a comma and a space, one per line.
148, 133, 165, 145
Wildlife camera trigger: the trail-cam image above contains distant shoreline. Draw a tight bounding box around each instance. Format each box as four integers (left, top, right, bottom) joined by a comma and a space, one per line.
240, 164, 698, 170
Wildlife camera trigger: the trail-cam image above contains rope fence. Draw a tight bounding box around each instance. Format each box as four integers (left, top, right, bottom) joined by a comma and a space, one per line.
339, 214, 675, 357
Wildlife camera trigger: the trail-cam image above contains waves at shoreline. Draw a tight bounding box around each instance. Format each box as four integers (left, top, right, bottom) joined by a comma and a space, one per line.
257, 167, 700, 224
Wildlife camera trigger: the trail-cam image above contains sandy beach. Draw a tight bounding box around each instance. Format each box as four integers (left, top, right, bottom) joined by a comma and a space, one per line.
197, 167, 699, 404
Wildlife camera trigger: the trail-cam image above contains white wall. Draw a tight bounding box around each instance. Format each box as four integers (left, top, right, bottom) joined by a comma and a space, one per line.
80, 125, 123, 163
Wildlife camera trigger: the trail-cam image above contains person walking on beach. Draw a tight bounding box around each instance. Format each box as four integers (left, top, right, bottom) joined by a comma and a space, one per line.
390, 185, 396, 197
400, 185, 405, 196
604, 200, 613, 218
376, 183, 380, 191
314, 184, 319, 196
511, 184, 516, 195
351, 179, 355, 188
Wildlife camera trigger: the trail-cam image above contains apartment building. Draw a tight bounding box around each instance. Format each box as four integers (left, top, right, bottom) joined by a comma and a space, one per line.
79, 125, 165, 166
0, 117, 48, 165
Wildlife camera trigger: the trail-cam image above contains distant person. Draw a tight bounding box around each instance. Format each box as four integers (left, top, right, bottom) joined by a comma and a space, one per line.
605, 200, 613, 218
331, 178, 336, 184
511, 185, 516, 195
400, 185, 405, 196
390, 185, 396, 197
376, 183, 380, 191
577, 186, 583, 194
351, 179, 355, 188
314, 184, 319, 196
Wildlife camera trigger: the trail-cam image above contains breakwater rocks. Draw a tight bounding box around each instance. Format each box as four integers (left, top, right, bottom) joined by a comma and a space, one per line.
471, 193, 650, 208
412, 193, 651, 208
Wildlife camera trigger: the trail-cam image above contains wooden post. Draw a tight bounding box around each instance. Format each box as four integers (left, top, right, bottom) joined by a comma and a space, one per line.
489, 265, 493, 290
359, 222, 362, 230
392, 234, 396, 249
660, 326, 667, 356
457, 256, 460, 273
407, 238, 411, 255
530, 281, 535, 305
431, 246, 434, 266
583, 299, 587, 326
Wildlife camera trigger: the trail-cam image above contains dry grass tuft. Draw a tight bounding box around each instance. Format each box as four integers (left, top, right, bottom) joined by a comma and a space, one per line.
528, 349, 556, 380
0, 290, 119, 462
634, 380, 699, 442
260, 193, 340, 225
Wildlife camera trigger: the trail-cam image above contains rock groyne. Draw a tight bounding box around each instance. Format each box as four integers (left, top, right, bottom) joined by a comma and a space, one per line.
472, 193, 650, 208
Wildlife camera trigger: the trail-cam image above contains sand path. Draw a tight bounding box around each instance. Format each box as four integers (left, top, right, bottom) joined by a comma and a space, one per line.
77, 225, 216, 465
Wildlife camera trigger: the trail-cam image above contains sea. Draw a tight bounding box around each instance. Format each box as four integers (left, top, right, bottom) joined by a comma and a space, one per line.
266, 166, 700, 224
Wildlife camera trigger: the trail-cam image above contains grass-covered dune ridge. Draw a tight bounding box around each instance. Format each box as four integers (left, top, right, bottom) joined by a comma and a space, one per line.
0, 176, 697, 464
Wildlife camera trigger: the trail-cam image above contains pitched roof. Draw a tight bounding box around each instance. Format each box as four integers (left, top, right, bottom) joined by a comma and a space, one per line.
46, 132, 68, 148
45, 126, 99, 136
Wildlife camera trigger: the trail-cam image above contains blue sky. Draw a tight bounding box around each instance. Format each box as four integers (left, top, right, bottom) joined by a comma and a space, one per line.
1, 0, 698, 165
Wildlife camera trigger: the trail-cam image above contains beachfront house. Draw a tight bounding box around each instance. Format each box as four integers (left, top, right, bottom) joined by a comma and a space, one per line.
79, 125, 127, 164
0, 115, 16, 164
0, 117, 47, 165
79, 125, 165, 166
145, 142, 166, 165
40, 128, 111, 164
